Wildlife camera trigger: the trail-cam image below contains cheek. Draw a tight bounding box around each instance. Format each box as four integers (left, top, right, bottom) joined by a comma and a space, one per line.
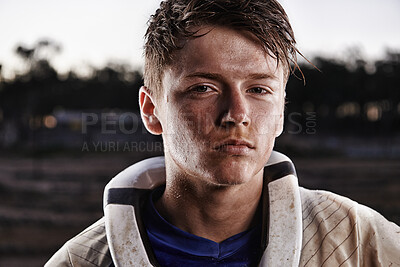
162, 103, 216, 164
163, 103, 216, 144
173, 103, 216, 134
252, 101, 283, 136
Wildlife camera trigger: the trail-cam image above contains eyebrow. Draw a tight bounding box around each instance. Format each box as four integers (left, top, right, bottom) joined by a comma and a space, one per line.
247, 73, 276, 80
184, 72, 276, 81
184, 72, 224, 80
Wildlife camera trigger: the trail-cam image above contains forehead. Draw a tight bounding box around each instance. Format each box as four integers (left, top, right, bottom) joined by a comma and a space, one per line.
163, 26, 284, 84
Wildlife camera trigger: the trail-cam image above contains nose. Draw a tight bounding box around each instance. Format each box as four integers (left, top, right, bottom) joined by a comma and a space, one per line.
220, 90, 250, 128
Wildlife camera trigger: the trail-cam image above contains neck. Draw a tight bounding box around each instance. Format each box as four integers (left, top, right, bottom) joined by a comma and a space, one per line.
155, 164, 264, 243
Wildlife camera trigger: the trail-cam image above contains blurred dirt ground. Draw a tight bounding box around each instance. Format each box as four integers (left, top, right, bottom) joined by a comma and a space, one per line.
0, 152, 399, 266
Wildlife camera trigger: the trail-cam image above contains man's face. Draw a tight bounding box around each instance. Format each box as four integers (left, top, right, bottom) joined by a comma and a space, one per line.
153, 26, 285, 186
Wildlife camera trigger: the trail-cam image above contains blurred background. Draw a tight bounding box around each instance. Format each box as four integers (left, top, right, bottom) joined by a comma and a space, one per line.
0, 0, 399, 266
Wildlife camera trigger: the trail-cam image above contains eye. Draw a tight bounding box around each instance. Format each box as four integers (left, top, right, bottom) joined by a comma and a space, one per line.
192, 85, 213, 93
247, 87, 270, 94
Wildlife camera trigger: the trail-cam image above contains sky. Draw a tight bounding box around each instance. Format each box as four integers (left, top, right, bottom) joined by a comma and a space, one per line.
0, 0, 399, 79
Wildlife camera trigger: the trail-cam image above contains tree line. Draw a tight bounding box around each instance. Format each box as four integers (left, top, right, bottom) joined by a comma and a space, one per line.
0, 40, 399, 148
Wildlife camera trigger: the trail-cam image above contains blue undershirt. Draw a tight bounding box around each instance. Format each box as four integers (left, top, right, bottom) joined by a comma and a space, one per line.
143, 186, 262, 267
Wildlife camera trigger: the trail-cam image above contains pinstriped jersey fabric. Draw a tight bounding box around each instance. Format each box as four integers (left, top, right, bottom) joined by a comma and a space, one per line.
300, 189, 360, 266
299, 188, 400, 267
45, 217, 113, 267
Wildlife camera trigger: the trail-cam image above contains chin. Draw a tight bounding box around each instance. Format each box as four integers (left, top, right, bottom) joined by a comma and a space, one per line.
211, 177, 251, 187
205, 162, 259, 187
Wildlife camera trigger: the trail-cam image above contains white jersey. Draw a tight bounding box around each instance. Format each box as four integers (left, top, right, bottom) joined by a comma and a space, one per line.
46, 151, 400, 266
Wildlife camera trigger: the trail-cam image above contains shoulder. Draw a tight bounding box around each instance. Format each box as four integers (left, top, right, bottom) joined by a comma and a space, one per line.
45, 217, 113, 267
299, 187, 358, 223
299, 187, 400, 266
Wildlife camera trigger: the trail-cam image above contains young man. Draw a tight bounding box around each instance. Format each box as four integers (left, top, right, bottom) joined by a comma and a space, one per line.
46, 0, 400, 266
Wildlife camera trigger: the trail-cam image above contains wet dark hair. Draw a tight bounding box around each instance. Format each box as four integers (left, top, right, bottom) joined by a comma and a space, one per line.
144, 0, 301, 96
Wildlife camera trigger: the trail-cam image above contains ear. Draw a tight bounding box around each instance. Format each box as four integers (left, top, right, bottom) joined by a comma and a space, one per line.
275, 91, 286, 137
275, 112, 284, 137
139, 86, 163, 135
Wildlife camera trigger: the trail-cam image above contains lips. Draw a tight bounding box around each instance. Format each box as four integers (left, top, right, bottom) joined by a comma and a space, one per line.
214, 139, 255, 155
